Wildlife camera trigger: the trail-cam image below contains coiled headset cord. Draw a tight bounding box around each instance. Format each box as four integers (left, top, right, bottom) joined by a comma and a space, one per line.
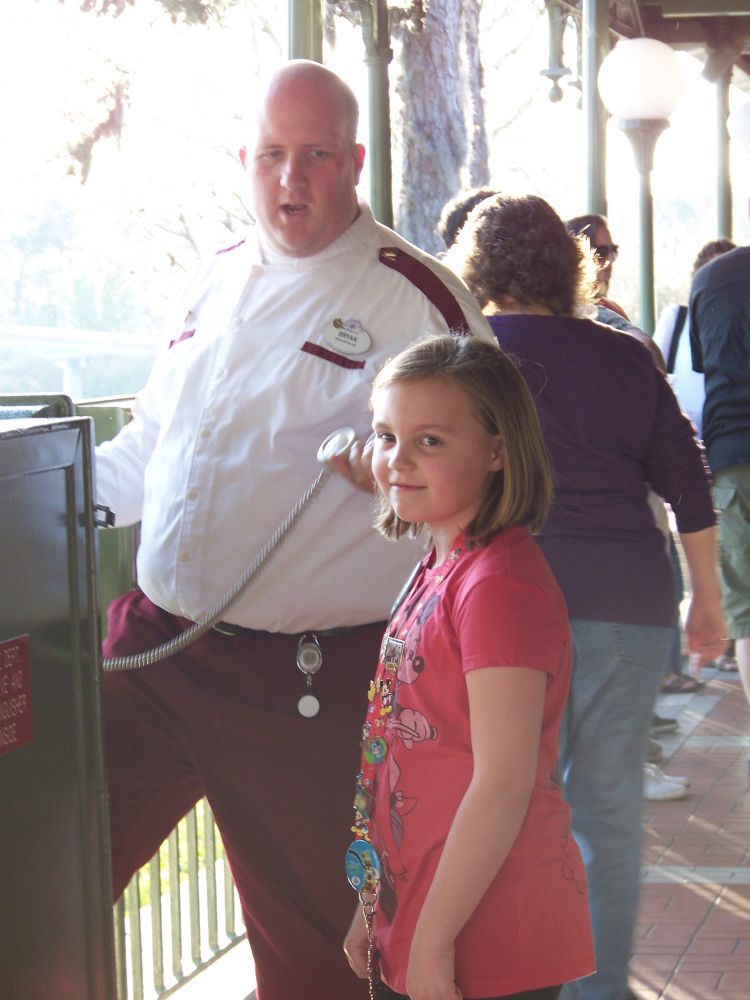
101, 428, 356, 672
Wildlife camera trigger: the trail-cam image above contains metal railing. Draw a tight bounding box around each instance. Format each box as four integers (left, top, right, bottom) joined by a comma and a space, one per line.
113, 798, 245, 999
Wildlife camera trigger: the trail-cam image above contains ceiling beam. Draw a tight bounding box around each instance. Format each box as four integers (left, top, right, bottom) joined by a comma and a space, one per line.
642, 0, 750, 15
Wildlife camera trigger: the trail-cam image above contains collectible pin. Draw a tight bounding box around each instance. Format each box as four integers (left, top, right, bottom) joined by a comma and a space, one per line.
381, 636, 404, 672
345, 840, 381, 893
363, 735, 388, 764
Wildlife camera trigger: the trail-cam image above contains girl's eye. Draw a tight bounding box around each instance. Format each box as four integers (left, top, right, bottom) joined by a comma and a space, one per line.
376, 431, 395, 443
422, 435, 441, 447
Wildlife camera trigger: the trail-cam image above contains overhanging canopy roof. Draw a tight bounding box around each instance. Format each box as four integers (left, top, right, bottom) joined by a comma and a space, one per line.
609, 0, 750, 92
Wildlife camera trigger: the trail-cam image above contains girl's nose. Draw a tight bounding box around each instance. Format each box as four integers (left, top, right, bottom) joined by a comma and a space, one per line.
389, 442, 413, 469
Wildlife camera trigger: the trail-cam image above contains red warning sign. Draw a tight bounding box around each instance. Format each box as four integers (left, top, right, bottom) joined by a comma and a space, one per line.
0, 635, 32, 758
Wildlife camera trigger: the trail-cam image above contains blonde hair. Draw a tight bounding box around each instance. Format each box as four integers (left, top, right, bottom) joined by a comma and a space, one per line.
371, 334, 553, 545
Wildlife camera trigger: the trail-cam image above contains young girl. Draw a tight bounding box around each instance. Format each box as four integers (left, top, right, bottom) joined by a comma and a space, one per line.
343, 334, 594, 1000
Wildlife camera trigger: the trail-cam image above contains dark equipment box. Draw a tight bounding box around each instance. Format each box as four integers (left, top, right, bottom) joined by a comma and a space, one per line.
0, 417, 116, 1000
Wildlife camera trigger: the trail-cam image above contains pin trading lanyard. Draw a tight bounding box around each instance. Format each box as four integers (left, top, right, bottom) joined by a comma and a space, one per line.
344, 541, 464, 998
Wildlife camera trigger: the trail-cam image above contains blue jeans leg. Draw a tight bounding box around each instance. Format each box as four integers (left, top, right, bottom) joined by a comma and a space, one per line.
558, 620, 671, 1000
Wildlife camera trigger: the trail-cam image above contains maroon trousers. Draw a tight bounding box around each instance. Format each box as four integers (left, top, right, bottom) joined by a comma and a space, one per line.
102, 588, 381, 1000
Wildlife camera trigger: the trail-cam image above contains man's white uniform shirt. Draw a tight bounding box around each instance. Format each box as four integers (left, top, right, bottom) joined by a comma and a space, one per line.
96, 204, 492, 633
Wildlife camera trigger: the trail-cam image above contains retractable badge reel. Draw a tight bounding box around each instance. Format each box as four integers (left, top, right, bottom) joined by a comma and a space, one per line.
294, 428, 357, 720
296, 634, 323, 718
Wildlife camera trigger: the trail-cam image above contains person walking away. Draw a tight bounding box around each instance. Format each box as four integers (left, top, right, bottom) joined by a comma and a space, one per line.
448, 194, 726, 1000
690, 243, 750, 718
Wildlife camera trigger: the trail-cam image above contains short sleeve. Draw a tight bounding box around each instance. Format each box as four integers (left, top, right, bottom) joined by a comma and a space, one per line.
455, 573, 569, 677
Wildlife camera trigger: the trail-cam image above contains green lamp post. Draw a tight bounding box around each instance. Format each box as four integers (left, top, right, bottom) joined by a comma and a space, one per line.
598, 37, 684, 334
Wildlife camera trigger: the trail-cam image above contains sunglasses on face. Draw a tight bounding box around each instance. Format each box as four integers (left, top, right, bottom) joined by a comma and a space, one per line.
592, 243, 619, 262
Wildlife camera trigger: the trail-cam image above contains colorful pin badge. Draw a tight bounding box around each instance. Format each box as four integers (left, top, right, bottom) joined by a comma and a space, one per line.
363, 735, 388, 764
345, 840, 381, 893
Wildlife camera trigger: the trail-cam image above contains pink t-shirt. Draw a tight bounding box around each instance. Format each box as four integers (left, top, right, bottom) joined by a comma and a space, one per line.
356, 525, 595, 997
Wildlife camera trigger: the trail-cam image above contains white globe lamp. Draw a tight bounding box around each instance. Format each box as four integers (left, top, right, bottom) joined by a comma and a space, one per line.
597, 37, 684, 333
598, 37, 684, 122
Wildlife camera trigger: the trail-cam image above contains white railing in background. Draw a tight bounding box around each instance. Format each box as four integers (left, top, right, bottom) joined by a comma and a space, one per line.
114, 799, 246, 999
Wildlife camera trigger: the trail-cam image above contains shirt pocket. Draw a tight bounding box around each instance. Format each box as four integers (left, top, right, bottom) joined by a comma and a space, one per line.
300, 341, 365, 370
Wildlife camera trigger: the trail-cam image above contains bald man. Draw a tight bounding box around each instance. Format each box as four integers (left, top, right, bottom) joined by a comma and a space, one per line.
96, 60, 492, 1000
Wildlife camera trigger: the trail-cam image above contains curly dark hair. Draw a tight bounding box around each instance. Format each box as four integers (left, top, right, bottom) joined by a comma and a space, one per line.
446, 194, 597, 316
692, 238, 736, 277
437, 187, 499, 250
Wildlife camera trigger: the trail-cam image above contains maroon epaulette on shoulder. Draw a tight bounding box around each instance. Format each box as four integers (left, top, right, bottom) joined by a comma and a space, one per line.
378, 247, 471, 335
215, 238, 247, 256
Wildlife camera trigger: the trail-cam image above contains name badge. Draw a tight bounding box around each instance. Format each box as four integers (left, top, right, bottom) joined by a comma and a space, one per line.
323, 318, 372, 356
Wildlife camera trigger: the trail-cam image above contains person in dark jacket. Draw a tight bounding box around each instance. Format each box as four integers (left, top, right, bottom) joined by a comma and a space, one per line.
690, 243, 750, 712
447, 193, 727, 1000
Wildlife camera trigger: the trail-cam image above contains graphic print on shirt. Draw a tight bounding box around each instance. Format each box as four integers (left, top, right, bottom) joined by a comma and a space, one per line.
365, 589, 441, 924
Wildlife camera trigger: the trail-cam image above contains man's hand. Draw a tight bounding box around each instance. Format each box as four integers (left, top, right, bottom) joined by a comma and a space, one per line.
325, 434, 376, 493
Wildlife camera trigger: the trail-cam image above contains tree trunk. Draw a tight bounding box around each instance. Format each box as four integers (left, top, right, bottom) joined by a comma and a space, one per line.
391, 0, 488, 254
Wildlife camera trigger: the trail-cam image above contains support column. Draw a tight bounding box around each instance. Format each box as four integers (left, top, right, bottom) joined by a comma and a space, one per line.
361, 0, 394, 227
620, 118, 669, 335
716, 70, 732, 238
288, 0, 323, 62
581, 0, 609, 215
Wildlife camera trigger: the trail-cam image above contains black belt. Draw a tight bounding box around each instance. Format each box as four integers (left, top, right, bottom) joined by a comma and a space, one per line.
211, 622, 353, 639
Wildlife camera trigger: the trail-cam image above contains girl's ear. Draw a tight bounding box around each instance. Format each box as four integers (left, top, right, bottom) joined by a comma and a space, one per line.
489, 435, 504, 472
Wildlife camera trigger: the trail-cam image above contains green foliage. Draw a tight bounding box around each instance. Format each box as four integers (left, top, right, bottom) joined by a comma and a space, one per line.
67, 0, 241, 179
76, 0, 238, 24
10, 203, 74, 259
69, 78, 130, 184
1, 200, 163, 332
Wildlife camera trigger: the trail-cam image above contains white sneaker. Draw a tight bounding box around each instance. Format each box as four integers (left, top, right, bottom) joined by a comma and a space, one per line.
644, 762, 689, 786
643, 763, 689, 800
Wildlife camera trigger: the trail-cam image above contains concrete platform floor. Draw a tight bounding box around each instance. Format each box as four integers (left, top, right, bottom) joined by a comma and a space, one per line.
633, 665, 750, 999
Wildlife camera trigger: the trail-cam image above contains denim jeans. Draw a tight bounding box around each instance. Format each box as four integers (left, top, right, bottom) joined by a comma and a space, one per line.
559, 619, 671, 1000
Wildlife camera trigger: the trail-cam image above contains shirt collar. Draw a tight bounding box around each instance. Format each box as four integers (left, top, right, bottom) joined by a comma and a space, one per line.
252, 199, 376, 269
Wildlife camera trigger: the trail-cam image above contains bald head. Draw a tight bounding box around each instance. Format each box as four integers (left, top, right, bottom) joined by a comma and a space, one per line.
259, 61, 360, 146
244, 60, 366, 257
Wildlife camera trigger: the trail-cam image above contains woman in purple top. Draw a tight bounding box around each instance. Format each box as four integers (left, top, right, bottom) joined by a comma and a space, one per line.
446, 194, 727, 1000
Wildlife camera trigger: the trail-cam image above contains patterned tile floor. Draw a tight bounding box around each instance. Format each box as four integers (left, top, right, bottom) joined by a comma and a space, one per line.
632, 666, 750, 1000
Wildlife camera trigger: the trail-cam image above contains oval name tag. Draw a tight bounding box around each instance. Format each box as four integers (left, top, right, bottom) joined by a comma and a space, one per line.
323, 318, 372, 356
